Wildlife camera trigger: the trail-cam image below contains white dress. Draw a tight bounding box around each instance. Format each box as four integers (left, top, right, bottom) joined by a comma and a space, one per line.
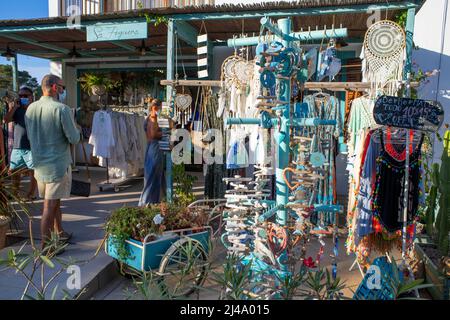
89, 110, 115, 159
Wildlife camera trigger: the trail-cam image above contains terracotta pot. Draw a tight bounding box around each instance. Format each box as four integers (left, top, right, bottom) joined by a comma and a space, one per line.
0, 217, 11, 250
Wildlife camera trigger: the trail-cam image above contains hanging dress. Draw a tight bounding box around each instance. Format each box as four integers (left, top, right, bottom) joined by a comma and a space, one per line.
371, 130, 423, 249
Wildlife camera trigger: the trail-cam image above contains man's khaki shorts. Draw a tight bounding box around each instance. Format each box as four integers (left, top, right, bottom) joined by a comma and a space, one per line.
37, 169, 72, 200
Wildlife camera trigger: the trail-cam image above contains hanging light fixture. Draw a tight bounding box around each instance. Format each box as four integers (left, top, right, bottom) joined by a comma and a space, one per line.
136, 39, 150, 56
68, 43, 82, 59
1, 45, 16, 61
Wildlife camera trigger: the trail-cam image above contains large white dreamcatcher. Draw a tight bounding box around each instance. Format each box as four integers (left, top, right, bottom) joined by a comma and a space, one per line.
362, 20, 406, 95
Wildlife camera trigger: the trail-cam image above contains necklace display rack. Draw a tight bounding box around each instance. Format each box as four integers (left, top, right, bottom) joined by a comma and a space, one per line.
221, 17, 346, 291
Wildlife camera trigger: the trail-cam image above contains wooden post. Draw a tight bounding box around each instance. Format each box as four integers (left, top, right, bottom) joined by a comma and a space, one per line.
165, 18, 175, 203
11, 55, 18, 92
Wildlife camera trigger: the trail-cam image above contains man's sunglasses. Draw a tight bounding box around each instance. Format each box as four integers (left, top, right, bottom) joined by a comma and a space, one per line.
54, 84, 66, 90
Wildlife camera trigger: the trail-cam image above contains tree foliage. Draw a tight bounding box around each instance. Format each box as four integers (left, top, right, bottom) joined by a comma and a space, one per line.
0, 64, 41, 96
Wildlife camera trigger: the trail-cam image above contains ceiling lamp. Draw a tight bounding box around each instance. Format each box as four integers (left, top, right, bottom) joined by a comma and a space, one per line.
136, 40, 151, 56
1, 45, 16, 61
68, 44, 82, 59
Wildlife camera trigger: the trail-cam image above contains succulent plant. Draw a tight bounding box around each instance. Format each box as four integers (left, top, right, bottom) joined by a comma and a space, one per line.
425, 163, 440, 236
436, 130, 450, 256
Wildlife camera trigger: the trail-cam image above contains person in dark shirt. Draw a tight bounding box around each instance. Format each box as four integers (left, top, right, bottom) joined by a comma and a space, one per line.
4, 87, 37, 200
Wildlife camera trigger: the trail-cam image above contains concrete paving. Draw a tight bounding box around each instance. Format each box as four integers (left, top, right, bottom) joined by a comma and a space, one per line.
0, 168, 407, 300
0, 168, 144, 300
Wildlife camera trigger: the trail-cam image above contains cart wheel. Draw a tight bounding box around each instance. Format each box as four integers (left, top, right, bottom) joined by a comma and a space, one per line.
114, 187, 120, 192
158, 237, 209, 298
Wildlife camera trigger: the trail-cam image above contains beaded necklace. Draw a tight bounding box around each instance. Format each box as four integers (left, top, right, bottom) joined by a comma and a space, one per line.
384, 127, 414, 162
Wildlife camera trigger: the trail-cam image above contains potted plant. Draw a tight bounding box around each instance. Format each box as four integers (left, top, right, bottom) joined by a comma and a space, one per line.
78, 73, 112, 96
415, 129, 450, 300
0, 164, 27, 250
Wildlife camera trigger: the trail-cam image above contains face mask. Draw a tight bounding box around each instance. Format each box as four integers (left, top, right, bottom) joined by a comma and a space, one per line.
58, 90, 67, 103
20, 98, 29, 106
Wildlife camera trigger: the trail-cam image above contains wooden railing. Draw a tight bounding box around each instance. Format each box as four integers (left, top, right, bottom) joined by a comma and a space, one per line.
59, 0, 215, 15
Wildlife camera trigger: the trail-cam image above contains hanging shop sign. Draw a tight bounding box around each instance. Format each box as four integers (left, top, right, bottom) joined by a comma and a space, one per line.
373, 95, 444, 132
87, 22, 148, 42
197, 34, 209, 79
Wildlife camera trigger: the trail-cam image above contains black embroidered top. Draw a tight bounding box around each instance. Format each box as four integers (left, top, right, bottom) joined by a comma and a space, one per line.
372, 131, 423, 234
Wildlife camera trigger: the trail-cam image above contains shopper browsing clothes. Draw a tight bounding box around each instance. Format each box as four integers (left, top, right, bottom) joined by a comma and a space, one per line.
25, 74, 80, 249
139, 98, 164, 206
4, 86, 37, 200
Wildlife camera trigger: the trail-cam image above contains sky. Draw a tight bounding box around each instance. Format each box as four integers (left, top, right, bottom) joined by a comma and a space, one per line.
0, 0, 50, 83
0, 0, 298, 83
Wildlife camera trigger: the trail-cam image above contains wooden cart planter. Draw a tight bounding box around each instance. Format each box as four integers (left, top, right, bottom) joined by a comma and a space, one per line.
106, 226, 211, 297
415, 243, 450, 300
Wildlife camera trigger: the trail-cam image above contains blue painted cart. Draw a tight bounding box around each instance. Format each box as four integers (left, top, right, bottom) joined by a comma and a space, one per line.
106, 226, 212, 297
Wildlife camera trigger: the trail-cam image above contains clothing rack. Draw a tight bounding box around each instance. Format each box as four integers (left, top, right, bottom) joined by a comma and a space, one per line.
94, 107, 144, 193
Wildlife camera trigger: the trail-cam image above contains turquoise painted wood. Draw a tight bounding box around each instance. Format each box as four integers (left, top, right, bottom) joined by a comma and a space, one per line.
11, 55, 18, 92
165, 151, 173, 203
0, 18, 148, 34
227, 28, 348, 47
166, 19, 176, 203
106, 230, 210, 272
1, 33, 71, 55
174, 20, 198, 48
86, 21, 148, 42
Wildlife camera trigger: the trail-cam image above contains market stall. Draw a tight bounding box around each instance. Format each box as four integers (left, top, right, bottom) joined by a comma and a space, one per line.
2, 0, 448, 300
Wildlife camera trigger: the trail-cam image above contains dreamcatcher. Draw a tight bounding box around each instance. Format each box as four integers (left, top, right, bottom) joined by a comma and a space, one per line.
173, 87, 192, 126
362, 20, 406, 95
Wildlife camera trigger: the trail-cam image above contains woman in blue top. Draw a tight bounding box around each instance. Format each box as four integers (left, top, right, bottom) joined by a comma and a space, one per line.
139, 99, 163, 206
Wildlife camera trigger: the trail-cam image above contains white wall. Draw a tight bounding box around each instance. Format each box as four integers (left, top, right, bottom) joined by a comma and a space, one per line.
413, 0, 450, 163
48, 0, 60, 17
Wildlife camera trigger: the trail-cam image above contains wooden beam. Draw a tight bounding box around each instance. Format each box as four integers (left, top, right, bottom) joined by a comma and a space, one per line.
2, 33, 70, 54
161, 79, 222, 87
174, 20, 198, 48
160, 80, 419, 90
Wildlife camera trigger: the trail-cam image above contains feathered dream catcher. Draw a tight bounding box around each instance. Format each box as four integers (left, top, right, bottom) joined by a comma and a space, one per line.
362, 20, 406, 95
173, 87, 192, 126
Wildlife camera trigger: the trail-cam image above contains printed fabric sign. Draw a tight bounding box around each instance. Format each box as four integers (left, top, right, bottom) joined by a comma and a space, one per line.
87, 22, 148, 42
374, 95, 444, 132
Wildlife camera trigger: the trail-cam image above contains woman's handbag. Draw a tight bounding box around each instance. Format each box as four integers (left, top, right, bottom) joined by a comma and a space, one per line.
71, 141, 91, 197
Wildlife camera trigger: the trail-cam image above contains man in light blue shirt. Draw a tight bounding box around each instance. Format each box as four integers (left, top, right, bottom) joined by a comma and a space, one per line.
25, 74, 80, 248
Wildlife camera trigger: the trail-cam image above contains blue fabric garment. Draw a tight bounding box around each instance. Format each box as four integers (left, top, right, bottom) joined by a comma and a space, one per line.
139, 140, 163, 206
354, 135, 381, 246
